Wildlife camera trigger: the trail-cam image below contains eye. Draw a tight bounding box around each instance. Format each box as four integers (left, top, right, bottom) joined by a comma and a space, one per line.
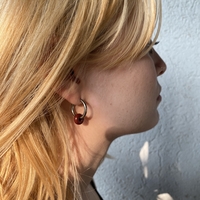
149, 48, 153, 54
147, 41, 159, 54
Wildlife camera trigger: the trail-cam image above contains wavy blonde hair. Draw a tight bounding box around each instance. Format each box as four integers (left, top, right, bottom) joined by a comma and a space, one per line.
0, 0, 161, 199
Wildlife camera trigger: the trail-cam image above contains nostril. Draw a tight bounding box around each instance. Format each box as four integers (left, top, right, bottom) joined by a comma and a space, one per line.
158, 60, 167, 76
159, 70, 165, 75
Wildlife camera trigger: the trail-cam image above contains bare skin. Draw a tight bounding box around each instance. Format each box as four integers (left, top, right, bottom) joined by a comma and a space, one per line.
60, 49, 166, 199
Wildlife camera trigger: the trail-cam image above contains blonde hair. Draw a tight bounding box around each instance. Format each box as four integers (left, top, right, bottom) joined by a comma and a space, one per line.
0, 0, 161, 199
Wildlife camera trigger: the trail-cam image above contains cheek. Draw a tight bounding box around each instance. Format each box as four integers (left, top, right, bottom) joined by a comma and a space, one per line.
83, 64, 159, 134
108, 82, 158, 133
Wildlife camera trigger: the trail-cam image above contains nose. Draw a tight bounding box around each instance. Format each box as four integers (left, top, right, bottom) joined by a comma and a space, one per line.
153, 50, 167, 76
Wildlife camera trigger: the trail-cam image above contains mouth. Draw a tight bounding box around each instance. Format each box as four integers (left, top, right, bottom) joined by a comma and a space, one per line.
157, 94, 162, 102
156, 86, 162, 102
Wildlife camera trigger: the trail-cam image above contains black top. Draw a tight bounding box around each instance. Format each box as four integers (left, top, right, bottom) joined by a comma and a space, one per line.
90, 180, 104, 200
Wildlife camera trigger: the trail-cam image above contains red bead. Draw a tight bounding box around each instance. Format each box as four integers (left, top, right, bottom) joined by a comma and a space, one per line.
74, 114, 84, 125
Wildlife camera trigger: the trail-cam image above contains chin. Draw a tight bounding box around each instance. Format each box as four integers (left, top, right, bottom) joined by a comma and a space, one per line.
136, 112, 160, 133
147, 112, 160, 130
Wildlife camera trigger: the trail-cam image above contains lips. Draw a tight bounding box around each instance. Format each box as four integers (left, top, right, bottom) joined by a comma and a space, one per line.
157, 86, 162, 101
157, 94, 162, 101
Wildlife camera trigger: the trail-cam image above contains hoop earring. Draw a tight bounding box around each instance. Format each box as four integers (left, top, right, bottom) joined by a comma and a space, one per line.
71, 99, 87, 125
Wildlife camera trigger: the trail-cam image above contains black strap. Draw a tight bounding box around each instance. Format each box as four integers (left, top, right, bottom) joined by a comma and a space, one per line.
90, 180, 104, 200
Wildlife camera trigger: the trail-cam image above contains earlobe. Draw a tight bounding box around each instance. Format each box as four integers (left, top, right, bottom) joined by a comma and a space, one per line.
56, 70, 82, 105
57, 84, 81, 105
71, 99, 87, 125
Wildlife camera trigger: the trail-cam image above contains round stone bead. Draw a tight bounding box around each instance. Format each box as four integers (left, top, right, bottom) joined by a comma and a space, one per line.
74, 114, 84, 125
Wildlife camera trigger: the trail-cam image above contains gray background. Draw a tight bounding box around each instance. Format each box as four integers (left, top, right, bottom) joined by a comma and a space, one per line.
94, 1, 200, 199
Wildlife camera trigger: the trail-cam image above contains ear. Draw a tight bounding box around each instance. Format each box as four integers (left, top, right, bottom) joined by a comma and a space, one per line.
56, 79, 82, 105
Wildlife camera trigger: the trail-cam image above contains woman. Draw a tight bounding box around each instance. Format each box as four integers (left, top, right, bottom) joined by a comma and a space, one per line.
0, 0, 166, 199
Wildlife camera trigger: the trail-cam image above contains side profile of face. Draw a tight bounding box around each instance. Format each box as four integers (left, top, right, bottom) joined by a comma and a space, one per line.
81, 48, 166, 139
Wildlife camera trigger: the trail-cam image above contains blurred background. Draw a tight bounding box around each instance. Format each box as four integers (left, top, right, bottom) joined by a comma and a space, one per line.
94, 1, 200, 199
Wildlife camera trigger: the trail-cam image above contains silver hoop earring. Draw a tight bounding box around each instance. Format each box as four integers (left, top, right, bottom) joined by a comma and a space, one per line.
71, 99, 87, 125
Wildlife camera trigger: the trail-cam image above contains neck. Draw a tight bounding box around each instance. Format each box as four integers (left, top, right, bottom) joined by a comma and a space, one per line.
74, 126, 112, 188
